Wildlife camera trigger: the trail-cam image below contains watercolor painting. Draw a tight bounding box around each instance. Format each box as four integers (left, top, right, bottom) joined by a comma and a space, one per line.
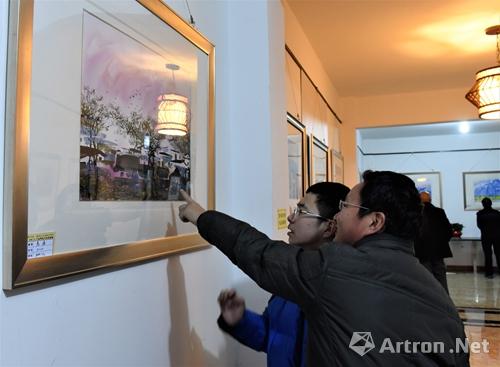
80, 11, 190, 201
311, 136, 328, 185
403, 172, 442, 208
463, 171, 500, 210
288, 134, 302, 200
331, 151, 343, 184
473, 179, 500, 201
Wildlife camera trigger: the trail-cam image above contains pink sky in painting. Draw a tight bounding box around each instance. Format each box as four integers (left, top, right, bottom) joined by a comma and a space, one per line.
81, 11, 190, 120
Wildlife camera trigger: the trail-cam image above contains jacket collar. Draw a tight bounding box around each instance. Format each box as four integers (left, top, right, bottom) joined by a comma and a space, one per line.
354, 233, 414, 255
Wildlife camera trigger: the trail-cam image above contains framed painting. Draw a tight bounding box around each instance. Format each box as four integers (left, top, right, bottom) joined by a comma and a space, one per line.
330, 150, 344, 183
403, 172, 442, 208
463, 171, 500, 210
309, 135, 329, 185
3, 0, 215, 289
287, 115, 307, 202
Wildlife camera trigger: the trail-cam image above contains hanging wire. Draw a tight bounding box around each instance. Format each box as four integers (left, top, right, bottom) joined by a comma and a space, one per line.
497, 16, 500, 64
496, 31, 499, 64
466, 148, 495, 172
171, 68, 176, 87
185, 0, 196, 27
393, 153, 414, 173
393, 152, 435, 173
411, 153, 437, 172
165, 64, 180, 91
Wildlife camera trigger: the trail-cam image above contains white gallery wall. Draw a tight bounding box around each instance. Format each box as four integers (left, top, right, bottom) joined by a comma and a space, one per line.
0, 0, 287, 366
358, 129, 500, 238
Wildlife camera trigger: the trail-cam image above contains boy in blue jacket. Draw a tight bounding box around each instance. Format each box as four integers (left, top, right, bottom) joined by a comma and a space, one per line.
216, 182, 349, 367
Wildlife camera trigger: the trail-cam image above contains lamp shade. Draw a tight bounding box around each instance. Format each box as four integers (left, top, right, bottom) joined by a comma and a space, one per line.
156, 93, 189, 136
465, 65, 500, 120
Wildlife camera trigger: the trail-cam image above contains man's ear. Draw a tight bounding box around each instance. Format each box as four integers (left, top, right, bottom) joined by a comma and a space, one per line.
322, 219, 336, 240
366, 211, 386, 234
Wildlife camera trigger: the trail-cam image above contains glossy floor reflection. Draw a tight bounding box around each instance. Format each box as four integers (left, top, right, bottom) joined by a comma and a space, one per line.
448, 272, 500, 366
448, 272, 500, 309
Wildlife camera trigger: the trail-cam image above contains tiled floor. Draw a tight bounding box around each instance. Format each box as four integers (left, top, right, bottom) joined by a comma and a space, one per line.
448, 272, 500, 309
448, 272, 500, 366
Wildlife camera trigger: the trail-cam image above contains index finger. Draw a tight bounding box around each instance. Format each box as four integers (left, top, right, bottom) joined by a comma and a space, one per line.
180, 189, 193, 203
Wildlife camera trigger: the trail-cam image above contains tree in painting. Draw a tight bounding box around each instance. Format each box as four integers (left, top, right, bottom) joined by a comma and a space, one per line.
80, 87, 114, 200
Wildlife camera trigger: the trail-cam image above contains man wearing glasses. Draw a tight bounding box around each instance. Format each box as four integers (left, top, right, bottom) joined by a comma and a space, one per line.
178, 170, 469, 366
216, 182, 349, 367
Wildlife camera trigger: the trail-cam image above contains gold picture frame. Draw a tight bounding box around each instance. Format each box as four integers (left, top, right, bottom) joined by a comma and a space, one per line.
287, 114, 308, 200
3, 0, 215, 289
330, 150, 344, 184
309, 134, 329, 185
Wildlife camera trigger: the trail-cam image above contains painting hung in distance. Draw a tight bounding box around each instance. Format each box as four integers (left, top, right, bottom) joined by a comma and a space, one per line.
463, 171, 500, 210
403, 172, 442, 208
80, 12, 190, 201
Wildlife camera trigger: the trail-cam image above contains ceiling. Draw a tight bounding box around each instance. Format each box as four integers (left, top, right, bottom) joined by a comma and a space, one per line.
287, 0, 500, 97
358, 119, 500, 139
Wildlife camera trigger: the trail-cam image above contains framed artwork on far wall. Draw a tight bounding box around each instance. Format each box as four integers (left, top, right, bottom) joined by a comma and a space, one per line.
309, 135, 329, 185
330, 150, 344, 183
403, 172, 442, 208
287, 115, 307, 202
463, 171, 500, 210
3, 0, 215, 290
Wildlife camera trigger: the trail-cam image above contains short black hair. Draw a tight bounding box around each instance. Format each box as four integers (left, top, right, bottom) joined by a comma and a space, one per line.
359, 170, 422, 240
482, 197, 492, 208
306, 182, 350, 219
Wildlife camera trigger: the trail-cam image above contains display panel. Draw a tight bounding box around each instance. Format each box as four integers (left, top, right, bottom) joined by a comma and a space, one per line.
3, 0, 215, 289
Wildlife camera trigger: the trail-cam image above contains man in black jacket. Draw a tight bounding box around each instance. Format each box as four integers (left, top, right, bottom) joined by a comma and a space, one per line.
414, 192, 453, 292
477, 197, 500, 278
179, 170, 469, 366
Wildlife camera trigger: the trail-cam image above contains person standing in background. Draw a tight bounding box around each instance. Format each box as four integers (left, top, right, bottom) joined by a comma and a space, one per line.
477, 197, 500, 279
414, 191, 453, 293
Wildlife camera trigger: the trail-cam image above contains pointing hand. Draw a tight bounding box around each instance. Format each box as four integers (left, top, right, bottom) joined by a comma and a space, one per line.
178, 189, 206, 225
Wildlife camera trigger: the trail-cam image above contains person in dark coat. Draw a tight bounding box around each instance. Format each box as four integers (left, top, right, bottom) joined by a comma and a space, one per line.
476, 197, 500, 278
179, 171, 469, 366
216, 182, 349, 367
414, 192, 453, 293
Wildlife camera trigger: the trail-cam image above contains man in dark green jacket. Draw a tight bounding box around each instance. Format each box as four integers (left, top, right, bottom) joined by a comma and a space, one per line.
179, 170, 469, 366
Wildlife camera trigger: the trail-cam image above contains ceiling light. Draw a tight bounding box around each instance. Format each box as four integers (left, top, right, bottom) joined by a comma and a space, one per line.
465, 25, 500, 120
458, 121, 470, 134
157, 64, 189, 136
